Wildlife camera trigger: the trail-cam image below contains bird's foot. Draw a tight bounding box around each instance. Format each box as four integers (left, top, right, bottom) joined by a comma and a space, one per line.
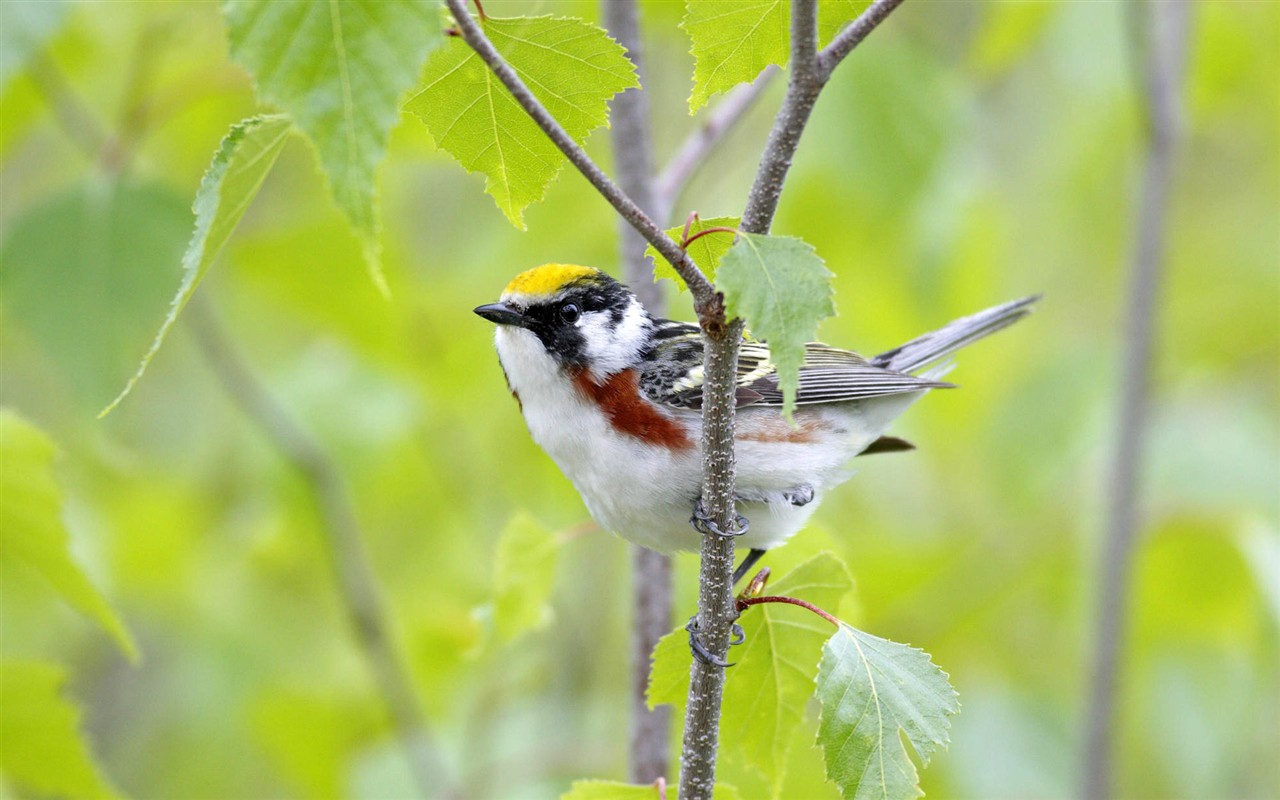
690, 498, 750, 538
782, 484, 815, 506
686, 614, 746, 667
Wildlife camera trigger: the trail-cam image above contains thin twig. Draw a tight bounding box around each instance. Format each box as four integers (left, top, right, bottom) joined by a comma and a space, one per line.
601, 0, 673, 783
741, 0, 905, 234
1083, 4, 1191, 799
443, 1, 905, 795
443, 0, 720, 323
186, 296, 456, 800
653, 66, 780, 225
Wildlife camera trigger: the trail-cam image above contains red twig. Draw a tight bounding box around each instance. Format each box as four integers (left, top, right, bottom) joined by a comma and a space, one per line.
471, 0, 487, 21
736, 595, 840, 627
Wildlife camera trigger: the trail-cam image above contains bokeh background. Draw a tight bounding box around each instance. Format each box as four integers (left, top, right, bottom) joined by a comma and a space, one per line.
2, 1, 1276, 798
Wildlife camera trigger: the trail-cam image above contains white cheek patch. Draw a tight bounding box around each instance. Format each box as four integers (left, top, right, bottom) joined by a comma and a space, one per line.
581, 299, 650, 378
495, 327, 561, 394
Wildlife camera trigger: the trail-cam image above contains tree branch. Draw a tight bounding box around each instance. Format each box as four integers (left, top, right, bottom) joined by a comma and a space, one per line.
679, 2, 905, 796
601, 0, 674, 784
1083, 4, 1191, 799
741, 0, 905, 234
442, 0, 721, 324
185, 296, 457, 800
445, 1, 906, 795
653, 66, 780, 226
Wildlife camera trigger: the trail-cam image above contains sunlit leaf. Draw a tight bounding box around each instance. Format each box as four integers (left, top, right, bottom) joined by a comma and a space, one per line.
644, 215, 740, 291
647, 554, 853, 790
815, 624, 959, 800
683, 0, 864, 111
0, 411, 137, 660
717, 233, 835, 417
101, 115, 291, 416
722, 554, 852, 788
0, 661, 120, 799
223, 0, 442, 292
493, 512, 561, 642
0, 0, 69, 89
562, 778, 742, 799
406, 15, 638, 228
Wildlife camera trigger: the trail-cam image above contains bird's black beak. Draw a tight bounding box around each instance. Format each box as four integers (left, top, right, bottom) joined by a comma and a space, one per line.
474, 302, 527, 327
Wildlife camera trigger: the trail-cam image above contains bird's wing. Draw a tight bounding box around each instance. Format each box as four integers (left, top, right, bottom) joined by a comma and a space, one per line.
638, 321, 949, 410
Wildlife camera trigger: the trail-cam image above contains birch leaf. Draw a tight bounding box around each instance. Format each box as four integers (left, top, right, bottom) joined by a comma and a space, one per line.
223, 0, 442, 292
0, 661, 120, 799
684, 0, 866, 111
102, 115, 291, 415
644, 215, 740, 291
815, 624, 959, 800
0, 411, 137, 659
407, 15, 638, 228
716, 233, 836, 417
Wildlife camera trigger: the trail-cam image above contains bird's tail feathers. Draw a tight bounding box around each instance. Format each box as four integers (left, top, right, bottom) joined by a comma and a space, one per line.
872, 295, 1040, 374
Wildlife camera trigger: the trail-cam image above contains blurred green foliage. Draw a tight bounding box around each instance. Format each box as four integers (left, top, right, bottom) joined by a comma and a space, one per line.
1, 1, 1276, 798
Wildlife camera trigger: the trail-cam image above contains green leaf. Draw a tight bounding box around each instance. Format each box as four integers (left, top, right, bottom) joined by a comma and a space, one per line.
101, 115, 291, 416
722, 553, 853, 788
406, 15, 638, 229
644, 215, 740, 291
647, 553, 853, 790
0, 412, 137, 660
814, 624, 959, 800
683, 0, 864, 111
0, 661, 119, 799
716, 233, 835, 417
492, 512, 561, 642
223, 0, 442, 293
562, 779, 742, 800
684, 0, 786, 112
0, 0, 70, 89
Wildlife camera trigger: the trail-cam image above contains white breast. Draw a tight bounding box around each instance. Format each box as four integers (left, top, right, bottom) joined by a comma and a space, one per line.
494, 327, 928, 553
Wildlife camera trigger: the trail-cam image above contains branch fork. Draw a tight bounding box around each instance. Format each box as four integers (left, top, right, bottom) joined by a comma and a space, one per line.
442, 1, 908, 796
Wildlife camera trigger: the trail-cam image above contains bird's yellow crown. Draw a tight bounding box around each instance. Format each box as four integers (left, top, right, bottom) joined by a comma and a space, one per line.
503, 263, 599, 298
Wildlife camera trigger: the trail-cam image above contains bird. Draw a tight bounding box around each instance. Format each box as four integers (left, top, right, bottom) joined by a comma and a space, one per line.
475, 263, 1036, 584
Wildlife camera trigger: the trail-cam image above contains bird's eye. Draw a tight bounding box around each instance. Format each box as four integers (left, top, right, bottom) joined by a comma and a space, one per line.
559, 302, 581, 323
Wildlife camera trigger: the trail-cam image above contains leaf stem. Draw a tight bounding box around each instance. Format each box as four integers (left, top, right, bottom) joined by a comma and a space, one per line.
681, 227, 740, 249
737, 595, 840, 627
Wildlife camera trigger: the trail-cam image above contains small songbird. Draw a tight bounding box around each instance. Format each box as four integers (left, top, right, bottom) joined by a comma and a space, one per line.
476, 263, 1035, 579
